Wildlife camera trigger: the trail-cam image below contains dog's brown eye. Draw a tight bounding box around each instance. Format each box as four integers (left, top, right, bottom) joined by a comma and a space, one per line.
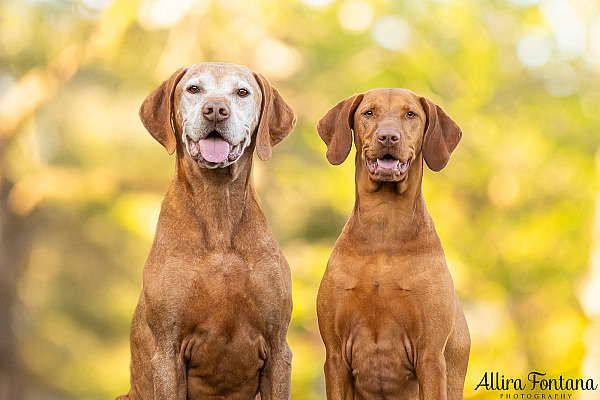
187, 85, 200, 94
237, 88, 249, 97
364, 110, 374, 117
406, 111, 417, 118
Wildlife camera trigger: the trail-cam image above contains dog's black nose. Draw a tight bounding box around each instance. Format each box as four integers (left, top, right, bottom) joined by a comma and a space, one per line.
202, 100, 230, 122
376, 128, 400, 146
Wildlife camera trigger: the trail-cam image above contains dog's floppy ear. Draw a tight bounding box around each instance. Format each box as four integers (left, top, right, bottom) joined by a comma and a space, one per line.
253, 72, 297, 161
316, 93, 364, 165
139, 67, 187, 155
419, 96, 462, 172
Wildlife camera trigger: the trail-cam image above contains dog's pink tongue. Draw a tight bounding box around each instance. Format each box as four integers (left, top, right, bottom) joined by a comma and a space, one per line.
377, 159, 399, 170
198, 136, 230, 163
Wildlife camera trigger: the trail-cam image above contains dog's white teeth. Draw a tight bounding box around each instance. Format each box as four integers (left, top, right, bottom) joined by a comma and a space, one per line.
228, 143, 240, 161
188, 139, 200, 158
398, 160, 411, 173
366, 159, 377, 173
227, 142, 246, 161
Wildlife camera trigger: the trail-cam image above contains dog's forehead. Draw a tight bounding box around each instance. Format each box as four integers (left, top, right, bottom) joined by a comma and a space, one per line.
362, 88, 422, 111
182, 62, 259, 91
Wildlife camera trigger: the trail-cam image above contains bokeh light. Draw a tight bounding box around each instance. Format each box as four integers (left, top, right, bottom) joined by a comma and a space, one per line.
516, 32, 553, 68
371, 15, 411, 50
337, 0, 374, 33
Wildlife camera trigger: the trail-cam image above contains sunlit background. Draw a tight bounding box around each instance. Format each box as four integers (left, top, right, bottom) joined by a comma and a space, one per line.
1, 0, 600, 399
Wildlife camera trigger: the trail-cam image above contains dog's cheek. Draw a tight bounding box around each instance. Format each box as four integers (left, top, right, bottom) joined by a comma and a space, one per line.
245, 101, 260, 136
253, 101, 262, 134
237, 108, 255, 142
359, 119, 376, 146
410, 123, 425, 153
356, 115, 370, 132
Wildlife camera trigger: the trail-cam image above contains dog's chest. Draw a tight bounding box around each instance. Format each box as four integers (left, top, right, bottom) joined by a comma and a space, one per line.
331, 253, 453, 329
339, 256, 425, 296
152, 249, 287, 328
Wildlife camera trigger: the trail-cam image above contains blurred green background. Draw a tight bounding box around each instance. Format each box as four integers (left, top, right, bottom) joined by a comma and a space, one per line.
1, 0, 600, 399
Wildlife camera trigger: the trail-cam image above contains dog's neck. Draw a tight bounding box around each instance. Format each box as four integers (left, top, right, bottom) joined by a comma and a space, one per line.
170, 144, 258, 249
349, 152, 436, 249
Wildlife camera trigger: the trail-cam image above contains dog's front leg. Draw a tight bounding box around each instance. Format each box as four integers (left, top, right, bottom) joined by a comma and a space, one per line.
323, 350, 354, 400
146, 304, 187, 399
258, 340, 292, 400
150, 340, 187, 400
416, 351, 448, 400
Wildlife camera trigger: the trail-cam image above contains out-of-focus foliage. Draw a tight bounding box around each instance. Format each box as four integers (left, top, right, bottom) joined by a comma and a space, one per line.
1, 0, 599, 399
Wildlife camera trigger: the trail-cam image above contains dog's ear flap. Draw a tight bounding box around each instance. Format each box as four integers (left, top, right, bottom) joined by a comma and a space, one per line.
316, 93, 363, 165
419, 96, 462, 172
253, 72, 297, 161
139, 68, 187, 155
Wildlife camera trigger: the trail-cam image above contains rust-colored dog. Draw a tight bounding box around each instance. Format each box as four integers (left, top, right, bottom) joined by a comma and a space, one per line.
316, 89, 470, 400
117, 62, 295, 400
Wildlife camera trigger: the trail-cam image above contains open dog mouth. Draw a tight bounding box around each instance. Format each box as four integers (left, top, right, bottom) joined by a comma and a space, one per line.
366, 154, 412, 178
185, 131, 245, 168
